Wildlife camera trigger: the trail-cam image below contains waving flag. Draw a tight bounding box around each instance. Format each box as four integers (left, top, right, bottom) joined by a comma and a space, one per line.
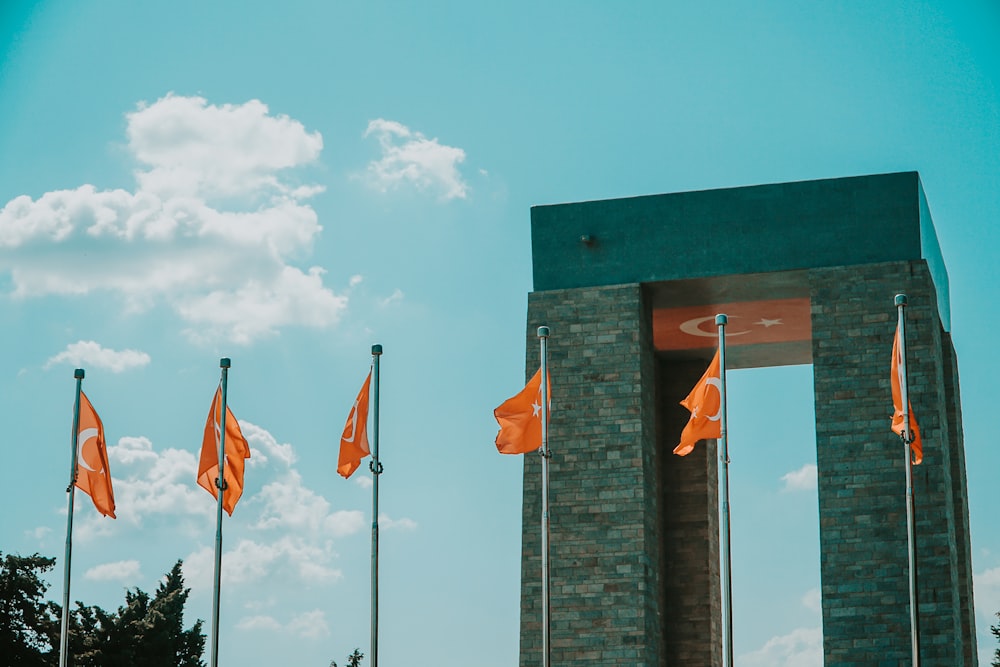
75, 391, 116, 518
197, 385, 251, 515
674, 349, 723, 456
494, 368, 551, 455
338, 370, 372, 478
891, 324, 923, 464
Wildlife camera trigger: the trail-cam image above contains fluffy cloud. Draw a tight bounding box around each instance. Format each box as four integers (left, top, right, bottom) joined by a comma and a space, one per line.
739, 626, 823, 667
77, 419, 407, 590
126, 95, 323, 200
237, 609, 330, 640
781, 463, 818, 492
0, 94, 344, 344
44, 340, 151, 373
362, 119, 468, 200
801, 587, 822, 613
84, 559, 142, 583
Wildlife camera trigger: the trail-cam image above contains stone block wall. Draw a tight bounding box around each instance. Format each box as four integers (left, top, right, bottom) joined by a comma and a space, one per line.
809, 260, 973, 665
520, 284, 663, 666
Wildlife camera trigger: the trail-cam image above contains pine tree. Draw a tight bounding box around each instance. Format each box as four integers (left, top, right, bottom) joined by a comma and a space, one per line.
330, 648, 364, 667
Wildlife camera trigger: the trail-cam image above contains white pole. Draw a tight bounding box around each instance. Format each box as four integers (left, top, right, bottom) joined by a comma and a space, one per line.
59, 368, 85, 667
209, 358, 231, 667
895, 294, 921, 666
370, 344, 383, 667
716, 315, 734, 667
538, 326, 551, 667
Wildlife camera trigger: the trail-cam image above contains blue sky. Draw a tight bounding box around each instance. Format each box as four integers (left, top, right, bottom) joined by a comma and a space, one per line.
1, 1, 998, 665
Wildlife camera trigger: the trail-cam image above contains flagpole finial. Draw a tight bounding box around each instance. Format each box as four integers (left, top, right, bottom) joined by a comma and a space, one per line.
219, 358, 231, 369
74, 368, 84, 379
372, 344, 383, 356
537, 326, 550, 338
895, 294, 907, 307
715, 314, 728, 326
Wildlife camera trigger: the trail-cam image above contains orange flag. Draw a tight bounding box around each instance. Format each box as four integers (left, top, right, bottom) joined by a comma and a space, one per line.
338, 370, 372, 479
891, 324, 923, 464
197, 385, 251, 515
75, 391, 116, 518
674, 349, 723, 456
494, 368, 551, 455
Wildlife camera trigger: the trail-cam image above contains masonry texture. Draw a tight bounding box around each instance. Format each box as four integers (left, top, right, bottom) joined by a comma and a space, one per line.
519, 173, 977, 666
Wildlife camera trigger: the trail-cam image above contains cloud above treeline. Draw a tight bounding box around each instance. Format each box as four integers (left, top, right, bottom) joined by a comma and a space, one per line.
66, 418, 416, 618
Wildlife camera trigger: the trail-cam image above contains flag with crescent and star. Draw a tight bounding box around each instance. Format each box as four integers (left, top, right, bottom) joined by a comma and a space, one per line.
75, 390, 116, 518
338, 369, 372, 479
891, 324, 923, 464
494, 368, 551, 455
197, 385, 251, 515
674, 349, 723, 456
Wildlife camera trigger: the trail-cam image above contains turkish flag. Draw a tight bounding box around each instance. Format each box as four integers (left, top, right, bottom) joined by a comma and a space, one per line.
674, 349, 722, 456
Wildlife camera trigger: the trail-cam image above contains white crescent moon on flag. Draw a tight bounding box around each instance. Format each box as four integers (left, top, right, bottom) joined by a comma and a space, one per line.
342, 401, 360, 443
77, 427, 99, 472
679, 316, 750, 338
704, 378, 723, 421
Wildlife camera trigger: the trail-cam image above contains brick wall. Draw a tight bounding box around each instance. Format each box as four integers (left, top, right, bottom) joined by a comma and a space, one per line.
521, 284, 663, 666
810, 260, 970, 665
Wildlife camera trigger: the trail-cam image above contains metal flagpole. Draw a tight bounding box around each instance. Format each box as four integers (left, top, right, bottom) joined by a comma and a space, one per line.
370, 344, 383, 667
59, 368, 85, 667
209, 357, 231, 667
538, 326, 551, 667
895, 294, 921, 666
716, 314, 734, 667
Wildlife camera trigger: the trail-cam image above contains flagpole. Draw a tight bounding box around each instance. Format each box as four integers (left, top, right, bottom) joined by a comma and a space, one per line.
895, 294, 921, 666
716, 314, 734, 667
59, 368, 85, 667
537, 325, 551, 667
370, 344, 383, 667
209, 357, 230, 667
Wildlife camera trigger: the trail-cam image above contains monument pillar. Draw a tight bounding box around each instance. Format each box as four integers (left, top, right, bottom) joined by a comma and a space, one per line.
518, 172, 977, 666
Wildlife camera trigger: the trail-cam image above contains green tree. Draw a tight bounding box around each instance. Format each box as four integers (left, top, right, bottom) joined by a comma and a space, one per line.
0, 551, 61, 666
991, 611, 1000, 667
0, 554, 205, 666
330, 648, 364, 667
68, 560, 205, 667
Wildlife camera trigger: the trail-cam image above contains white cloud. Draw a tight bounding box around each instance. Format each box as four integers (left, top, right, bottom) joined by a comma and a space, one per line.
178, 266, 346, 345
362, 118, 468, 200
84, 559, 142, 583
44, 340, 150, 373
72, 418, 406, 614
781, 463, 818, 492
801, 587, 822, 613
379, 288, 404, 307
286, 610, 330, 639
355, 476, 373, 490
126, 94, 323, 200
975, 566, 1000, 648
0, 94, 345, 344
242, 421, 297, 467
327, 510, 366, 537
185, 536, 341, 589
379, 514, 417, 531
739, 626, 823, 667
25, 526, 52, 541
236, 615, 283, 632
237, 609, 330, 640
